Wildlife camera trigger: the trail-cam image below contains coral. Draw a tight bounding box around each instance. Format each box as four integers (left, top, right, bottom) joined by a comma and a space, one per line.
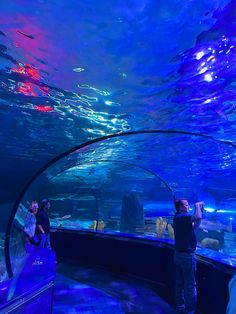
167, 223, 175, 240
201, 237, 220, 251
156, 217, 167, 238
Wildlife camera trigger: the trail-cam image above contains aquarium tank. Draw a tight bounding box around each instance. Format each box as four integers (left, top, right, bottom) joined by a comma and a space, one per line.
0, 0, 236, 280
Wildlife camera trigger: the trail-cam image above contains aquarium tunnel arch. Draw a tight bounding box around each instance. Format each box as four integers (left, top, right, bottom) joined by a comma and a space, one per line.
5, 130, 176, 278
5, 130, 235, 276
1, 0, 236, 312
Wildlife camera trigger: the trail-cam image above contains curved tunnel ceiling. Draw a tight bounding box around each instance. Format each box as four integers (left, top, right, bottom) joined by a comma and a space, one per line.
0, 0, 236, 204
16, 131, 236, 217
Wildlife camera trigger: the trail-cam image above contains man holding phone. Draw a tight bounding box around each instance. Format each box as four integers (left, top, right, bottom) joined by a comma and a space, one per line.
173, 199, 204, 314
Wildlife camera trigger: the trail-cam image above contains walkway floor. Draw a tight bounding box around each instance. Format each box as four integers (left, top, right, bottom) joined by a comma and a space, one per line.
53, 260, 176, 314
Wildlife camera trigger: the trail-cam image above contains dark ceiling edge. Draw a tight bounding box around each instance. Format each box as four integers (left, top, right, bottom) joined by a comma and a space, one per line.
4, 129, 236, 278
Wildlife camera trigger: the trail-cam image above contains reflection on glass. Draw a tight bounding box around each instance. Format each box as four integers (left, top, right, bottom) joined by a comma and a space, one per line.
7, 132, 236, 275
44, 133, 236, 265
10, 203, 31, 277
0, 234, 7, 282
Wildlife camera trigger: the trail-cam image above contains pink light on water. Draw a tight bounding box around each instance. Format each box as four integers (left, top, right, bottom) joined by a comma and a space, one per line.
34, 105, 54, 112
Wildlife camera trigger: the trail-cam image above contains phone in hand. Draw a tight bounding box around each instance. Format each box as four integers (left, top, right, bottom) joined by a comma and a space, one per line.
195, 201, 204, 212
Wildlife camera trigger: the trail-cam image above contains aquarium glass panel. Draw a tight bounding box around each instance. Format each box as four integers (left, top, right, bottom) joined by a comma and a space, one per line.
11, 132, 236, 267
1, 0, 236, 279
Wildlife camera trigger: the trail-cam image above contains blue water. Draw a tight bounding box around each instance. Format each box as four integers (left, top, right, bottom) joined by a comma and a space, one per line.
0, 0, 236, 279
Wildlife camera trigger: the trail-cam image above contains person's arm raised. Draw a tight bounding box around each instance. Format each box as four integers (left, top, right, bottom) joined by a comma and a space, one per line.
192, 202, 204, 228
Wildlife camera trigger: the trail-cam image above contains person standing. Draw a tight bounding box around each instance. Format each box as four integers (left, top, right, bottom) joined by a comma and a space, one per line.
173, 199, 204, 314
226, 273, 236, 314
36, 199, 51, 249
24, 201, 39, 245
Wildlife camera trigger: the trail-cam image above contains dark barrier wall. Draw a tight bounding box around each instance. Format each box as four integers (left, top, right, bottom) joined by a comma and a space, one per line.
51, 230, 233, 314
0, 283, 54, 314
0, 247, 55, 314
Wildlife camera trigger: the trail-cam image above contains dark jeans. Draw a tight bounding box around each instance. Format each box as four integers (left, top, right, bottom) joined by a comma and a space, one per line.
37, 233, 51, 249
174, 251, 196, 314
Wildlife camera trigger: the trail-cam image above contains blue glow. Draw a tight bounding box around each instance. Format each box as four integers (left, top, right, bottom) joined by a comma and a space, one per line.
204, 207, 216, 213
204, 73, 213, 82
196, 51, 205, 60
0, 0, 236, 279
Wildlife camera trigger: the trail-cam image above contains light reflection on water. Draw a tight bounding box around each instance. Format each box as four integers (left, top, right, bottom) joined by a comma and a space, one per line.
0, 0, 236, 278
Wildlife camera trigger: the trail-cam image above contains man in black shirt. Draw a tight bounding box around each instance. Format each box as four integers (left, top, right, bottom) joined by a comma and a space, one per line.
36, 199, 51, 249
173, 199, 203, 314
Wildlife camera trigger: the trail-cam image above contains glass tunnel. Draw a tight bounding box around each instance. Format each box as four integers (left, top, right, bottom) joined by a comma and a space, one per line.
0, 0, 236, 313
8, 131, 236, 272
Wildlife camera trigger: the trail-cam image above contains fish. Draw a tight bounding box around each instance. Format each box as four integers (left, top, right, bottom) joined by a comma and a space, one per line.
200, 238, 220, 250
49, 194, 95, 201
58, 215, 71, 220
199, 219, 232, 232
17, 30, 35, 39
